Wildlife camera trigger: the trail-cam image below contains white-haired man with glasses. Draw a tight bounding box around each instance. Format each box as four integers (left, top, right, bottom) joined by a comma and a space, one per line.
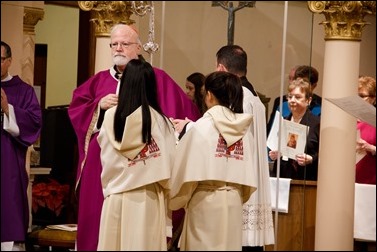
68, 24, 201, 251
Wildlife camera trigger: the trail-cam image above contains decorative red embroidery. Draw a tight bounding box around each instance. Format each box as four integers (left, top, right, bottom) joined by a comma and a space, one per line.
128, 137, 161, 167
215, 134, 244, 160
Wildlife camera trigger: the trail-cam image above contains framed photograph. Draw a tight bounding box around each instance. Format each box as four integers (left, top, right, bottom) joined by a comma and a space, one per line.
281, 119, 308, 159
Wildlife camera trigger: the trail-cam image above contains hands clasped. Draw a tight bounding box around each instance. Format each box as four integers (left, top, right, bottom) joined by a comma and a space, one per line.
268, 150, 313, 166
1, 88, 9, 115
357, 138, 376, 156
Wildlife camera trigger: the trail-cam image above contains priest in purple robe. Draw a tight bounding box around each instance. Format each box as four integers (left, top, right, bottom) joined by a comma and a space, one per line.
68, 24, 201, 251
1, 41, 42, 251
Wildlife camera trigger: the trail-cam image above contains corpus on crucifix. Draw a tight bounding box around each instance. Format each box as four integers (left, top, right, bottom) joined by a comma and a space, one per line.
212, 1, 256, 45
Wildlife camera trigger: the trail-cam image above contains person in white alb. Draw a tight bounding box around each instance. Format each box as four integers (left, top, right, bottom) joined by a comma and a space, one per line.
215, 45, 275, 250
170, 45, 275, 250
97, 59, 176, 251
169, 71, 258, 251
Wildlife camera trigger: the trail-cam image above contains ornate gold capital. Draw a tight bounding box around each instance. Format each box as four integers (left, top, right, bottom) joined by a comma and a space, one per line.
308, 1, 376, 41
23, 7, 44, 35
78, 1, 135, 37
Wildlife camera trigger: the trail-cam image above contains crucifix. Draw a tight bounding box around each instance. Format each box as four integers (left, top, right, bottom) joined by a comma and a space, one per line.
212, 1, 256, 45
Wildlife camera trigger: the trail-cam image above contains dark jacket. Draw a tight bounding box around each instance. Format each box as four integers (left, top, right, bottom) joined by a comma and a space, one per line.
270, 109, 320, 181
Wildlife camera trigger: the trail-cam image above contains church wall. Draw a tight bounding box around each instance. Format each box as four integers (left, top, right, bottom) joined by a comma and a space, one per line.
34, 4, 79, 107
2, 1, 376, 115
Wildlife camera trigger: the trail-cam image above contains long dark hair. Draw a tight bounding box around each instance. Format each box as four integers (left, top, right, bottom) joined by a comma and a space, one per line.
205, 71, 243, 113
114, 59, 167, 143
187, 72, 206, 114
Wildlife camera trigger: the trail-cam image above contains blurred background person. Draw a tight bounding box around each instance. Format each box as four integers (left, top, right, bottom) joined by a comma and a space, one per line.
171, 72, 206, 141
266, 65, 298, 135
185, 72, 206, 115
1, 41, 42, 251
355, 75, 376, 184
294, 65, 321, 116
267, 65, 321, 135
269, 78, 320, 181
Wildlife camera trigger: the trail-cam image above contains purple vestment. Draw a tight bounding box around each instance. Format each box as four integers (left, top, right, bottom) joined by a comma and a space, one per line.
1, 76, 42, 242
68, 67, 200, 251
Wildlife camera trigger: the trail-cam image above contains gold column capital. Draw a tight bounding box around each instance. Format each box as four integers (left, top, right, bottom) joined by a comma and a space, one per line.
308, 1, 376, 41
78, 1, 135, 37
23, 7, 44, 35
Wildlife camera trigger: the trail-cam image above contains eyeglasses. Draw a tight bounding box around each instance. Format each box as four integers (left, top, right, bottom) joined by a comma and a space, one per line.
109, 42, 138, 49
358, 94, 375, 98
286, 94, 305, 100
1, 56, 10, 63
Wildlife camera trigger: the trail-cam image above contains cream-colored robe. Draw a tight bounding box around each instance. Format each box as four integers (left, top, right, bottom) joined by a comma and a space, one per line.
170, 105, 258, 251
97, 106, 176, 251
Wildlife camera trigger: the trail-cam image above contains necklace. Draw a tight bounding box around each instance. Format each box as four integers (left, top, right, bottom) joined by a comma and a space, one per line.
291, 115, 303, 123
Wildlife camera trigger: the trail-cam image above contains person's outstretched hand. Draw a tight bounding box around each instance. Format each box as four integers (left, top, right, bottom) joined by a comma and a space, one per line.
170, 117, 192, 134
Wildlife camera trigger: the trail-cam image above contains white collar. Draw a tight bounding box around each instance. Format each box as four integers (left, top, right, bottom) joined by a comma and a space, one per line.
1, 73, 13, 82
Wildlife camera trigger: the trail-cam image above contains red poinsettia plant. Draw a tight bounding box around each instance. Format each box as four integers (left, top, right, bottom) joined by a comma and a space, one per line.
32, 178, 70, 216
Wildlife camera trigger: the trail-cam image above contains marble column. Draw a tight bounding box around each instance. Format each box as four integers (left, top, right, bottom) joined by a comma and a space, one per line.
308, 1, 376, 250
22, 6, 44, 85
23, 5, 44, 232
